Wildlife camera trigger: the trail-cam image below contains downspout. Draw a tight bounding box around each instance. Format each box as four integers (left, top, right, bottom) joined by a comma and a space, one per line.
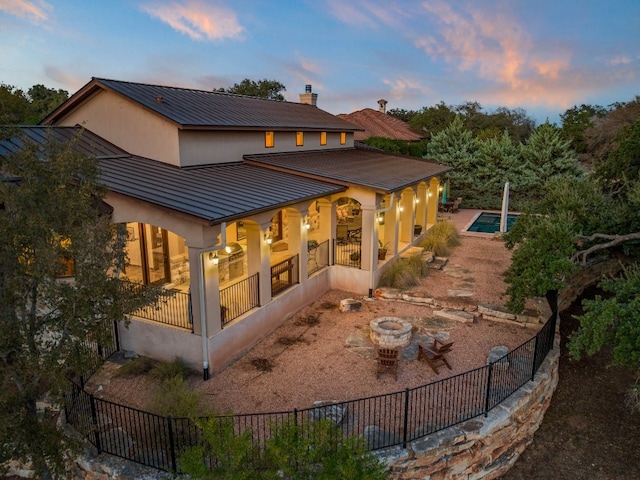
196, 222, 226, 380
368, 195, 395, 297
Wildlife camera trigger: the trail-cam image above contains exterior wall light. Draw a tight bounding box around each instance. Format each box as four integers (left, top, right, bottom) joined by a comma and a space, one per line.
209, 252, 219, 265
304, 220, 311, 230
264, 233, 272, 244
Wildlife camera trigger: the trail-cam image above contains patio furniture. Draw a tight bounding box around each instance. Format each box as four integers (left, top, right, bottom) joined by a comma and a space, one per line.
450, 197, 462, 213
418, 342, 452, 375
376, 346, 399, 380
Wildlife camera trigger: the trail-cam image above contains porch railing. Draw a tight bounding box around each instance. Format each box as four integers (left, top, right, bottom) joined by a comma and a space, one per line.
307, 239, 329, 276
333, 238, 361, 268
271, 255, 299, 296
219, 273, 260, 328
122, 280, 193, 331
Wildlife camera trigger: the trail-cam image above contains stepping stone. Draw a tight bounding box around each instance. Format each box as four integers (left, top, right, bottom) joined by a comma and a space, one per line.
487, 345, 509, 365
434, 309, 475, 323
428, 257, 448, 270
339, 298, 362, 312
446, 289, 474, 297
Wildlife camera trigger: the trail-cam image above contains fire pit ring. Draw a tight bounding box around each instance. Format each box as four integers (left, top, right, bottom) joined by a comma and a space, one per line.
369, 317, 413, 348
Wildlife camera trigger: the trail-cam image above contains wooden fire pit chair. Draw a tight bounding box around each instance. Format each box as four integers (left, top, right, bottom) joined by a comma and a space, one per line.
418, 339, 453, 375
376, 346, 400, 380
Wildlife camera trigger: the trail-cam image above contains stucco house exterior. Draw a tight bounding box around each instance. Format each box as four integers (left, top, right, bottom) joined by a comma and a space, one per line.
4, 78, 451, 378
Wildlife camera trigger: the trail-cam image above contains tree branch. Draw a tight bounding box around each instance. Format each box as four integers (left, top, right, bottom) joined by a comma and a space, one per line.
573, 231, 640, 265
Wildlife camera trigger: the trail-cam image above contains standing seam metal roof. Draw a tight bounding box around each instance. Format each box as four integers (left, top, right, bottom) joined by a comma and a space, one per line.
244, 147, 452, 193
94, 78, 362, 131
1, 127, 346, 224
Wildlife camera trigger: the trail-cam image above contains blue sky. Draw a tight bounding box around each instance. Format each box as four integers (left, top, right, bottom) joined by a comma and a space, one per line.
1, 0, 639, 124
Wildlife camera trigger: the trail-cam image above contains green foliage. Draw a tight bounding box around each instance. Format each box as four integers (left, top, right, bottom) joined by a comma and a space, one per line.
569, 266, 640, 369
377, 254, 426, 290
560, 103, 607, 154
150, 357, 191, 382
217, 78, 286, 101
0, 83, 68, 125
420, 220, 460, 257
114, 356, 157, 377
363, 136, 429, 157
596, 118, 640, 198
153, 375, 202, 418
179, 417, 387, 479
503, 209, 578, 313
0, 130, 156, 478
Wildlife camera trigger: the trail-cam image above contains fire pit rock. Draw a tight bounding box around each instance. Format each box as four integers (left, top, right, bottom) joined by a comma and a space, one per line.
369, 317, 413, 348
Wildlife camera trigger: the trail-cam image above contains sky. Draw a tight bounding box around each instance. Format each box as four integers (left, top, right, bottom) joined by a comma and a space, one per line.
1, 0, 639, 124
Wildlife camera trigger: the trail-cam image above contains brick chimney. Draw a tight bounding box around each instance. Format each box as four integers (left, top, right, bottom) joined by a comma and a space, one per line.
299, 84, 318, 107
378, 99, 388, 113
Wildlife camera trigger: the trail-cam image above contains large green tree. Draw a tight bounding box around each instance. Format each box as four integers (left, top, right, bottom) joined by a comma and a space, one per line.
217, 78, 286, 100
0, 129, 154, 478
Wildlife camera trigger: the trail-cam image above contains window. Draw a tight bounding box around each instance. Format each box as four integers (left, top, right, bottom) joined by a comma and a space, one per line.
265, 131, 274, 148
340, 132, 346, 145
320, 131, 327, 145
296, 131, 304, 146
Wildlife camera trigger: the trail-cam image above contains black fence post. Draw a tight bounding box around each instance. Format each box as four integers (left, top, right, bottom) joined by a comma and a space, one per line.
531, 334, 539, 381
402, 388, 410, 448
167, 415, 177, 472
89, 393, 101, 454
484, 364, 493, 417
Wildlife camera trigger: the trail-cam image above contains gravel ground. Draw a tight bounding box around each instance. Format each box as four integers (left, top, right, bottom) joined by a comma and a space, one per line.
97, 235, 540, 415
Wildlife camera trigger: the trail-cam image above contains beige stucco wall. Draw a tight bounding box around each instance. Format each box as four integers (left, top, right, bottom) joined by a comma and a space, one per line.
55, 89, 181, 166
178, 130, 355, 166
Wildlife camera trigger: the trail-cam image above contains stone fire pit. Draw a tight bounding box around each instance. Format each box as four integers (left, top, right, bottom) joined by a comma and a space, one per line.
369, 317, 413, 348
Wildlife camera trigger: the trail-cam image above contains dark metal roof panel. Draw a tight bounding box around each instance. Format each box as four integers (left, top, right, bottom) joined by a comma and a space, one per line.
96, 78, 361, 131
99, 157, 345, 222
244, 147, 452, 193
0, 126, 346, 223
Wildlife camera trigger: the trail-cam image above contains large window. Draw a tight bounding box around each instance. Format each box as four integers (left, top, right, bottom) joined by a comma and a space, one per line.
296, 131, 304, 146
340, 132, 346, 145
320, 131, 327, 145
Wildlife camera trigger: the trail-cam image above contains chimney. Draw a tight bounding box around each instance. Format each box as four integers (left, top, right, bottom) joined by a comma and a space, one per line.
299, 84, 318, 107
378, 99, 388, 113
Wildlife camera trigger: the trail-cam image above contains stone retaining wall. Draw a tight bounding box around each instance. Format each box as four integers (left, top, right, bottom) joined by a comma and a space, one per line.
376, 327, 560, 480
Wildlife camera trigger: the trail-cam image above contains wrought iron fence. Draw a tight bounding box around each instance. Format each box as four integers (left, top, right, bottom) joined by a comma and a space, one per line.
271, 255, 299, 296
122, 280, 193, 331
307, 240, 329, 276
219, 273, 260, 327
65, 311, 557, 474
333, 238, 361, 268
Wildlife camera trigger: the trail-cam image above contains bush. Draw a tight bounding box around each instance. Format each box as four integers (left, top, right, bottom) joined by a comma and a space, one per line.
153, 375, 202, 417
377, 253, 428, 290
420, 220, 460, 256
114, 356, 157, 377
150, 357, 191, 382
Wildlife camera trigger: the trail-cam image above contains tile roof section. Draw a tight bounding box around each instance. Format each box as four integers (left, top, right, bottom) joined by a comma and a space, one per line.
338, 108, 423, 142
43, 78, 363, 132
244, 147, 451, 194
1, 126, 346, 224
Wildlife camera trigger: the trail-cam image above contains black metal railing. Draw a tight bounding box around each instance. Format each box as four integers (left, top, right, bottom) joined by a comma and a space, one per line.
65, 311, 557, 474
271, 255, 299, 296
307, 239, 329, 276
219, 273, 260, 328
122, 280, 193, 331
333, 238, 361, 268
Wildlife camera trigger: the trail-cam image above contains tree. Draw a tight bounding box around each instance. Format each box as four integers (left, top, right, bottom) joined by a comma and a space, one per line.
0, 83, 31, 124
26, 85, 69, 124
409, 101, 456, 138
387, 108, 418, 123
0, 129, 154, 478
217, 78, 286, 100
560, 103, 607, 156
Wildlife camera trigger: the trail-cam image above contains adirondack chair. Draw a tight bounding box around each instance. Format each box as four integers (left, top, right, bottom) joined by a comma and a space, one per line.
376, 346, 400, 380
418, 341, 453, 375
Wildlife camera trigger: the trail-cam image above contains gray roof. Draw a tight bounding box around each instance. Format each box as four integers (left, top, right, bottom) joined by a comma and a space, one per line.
43, 78, 362, 132
1, 127, 346, 224
244, 147, 452, 193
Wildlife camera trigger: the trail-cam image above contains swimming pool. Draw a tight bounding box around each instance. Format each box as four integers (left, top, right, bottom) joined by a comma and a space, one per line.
466, 212, 518, 234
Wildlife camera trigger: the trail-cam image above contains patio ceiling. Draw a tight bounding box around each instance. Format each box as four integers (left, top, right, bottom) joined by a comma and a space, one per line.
244, 146, 452, 194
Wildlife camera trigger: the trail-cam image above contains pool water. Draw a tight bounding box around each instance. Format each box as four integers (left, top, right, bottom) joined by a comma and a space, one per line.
467, 212, 518, 234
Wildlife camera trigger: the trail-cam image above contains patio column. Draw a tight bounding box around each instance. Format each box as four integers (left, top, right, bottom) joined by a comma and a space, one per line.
416, 183, 428, 236
258, 221, 273, 305
427, 178, 439, 229
384, 194, 399, 255
288, 209, 306, 279
188, 245, 221, 336
317, 200, 332, 263
360, 204, 375, 271
244, 222, 262, 278
399, 190, 413, 243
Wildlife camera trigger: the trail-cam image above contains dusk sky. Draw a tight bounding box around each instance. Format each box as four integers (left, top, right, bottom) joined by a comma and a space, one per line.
1, 0, 639, 124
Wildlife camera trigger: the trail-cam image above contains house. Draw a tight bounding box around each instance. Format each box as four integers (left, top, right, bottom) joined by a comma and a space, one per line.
338, 99, 423, 142
3, 78, 451, 378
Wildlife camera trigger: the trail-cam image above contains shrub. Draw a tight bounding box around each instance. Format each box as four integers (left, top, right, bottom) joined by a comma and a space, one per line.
150, 357, 191, 382
420, 220, 460, 256
153, 375, 202, 418
377, 253, 428, 290
114, 356, 157, 377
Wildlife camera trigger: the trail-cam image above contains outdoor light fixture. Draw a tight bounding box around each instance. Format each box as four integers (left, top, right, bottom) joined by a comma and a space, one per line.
209, 252, 219, 265
399, 205, 404, 212
428, 192, 433, 197
224, 245, 232, 254
415, 198, 419, 204
264, 233, 272, 244
438, 185, 444, 192
304, 220, 311, 230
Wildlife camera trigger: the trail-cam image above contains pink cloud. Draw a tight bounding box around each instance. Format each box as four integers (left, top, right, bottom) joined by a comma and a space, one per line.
140, 0, 243, 41
0, 0, 51, 23
326, 0, 412, 29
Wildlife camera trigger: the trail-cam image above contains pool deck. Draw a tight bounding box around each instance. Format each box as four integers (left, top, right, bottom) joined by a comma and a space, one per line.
438, 208, 507, 238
